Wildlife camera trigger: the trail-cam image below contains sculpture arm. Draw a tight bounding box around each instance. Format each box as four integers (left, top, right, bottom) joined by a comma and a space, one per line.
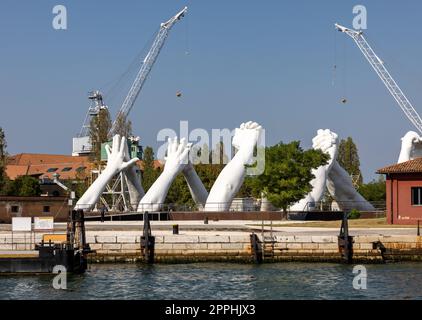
137, 171, 178, 211
289, 166, 328, 211
327, 160, 375, 211
204, 148, 250, 211
204, 121, 262, 212
122, 141, 145, 209
182, 163, 209, 208
124, 168, 145, 209
75, 168, 118, 211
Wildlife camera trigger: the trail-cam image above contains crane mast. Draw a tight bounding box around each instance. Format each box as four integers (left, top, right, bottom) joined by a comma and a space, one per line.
335, 23, 422, 135
108, 6, 187, 137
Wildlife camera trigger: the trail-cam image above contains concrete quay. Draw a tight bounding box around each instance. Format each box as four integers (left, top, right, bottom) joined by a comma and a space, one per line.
1, 220, 421, 263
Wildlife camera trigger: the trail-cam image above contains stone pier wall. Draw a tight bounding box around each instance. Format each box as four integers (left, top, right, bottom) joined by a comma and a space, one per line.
1, 232, 422, 263
84, 233, 422, 263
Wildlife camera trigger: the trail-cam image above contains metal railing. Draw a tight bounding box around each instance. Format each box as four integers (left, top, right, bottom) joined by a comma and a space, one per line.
299, 200, 386, 213
81, 199, 386, 214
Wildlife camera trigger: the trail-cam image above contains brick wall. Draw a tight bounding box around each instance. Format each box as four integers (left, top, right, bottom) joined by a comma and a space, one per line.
0, 196, 69, 223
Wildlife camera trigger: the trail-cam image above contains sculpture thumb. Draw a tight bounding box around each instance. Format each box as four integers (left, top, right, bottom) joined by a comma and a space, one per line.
123, 158, 139, 170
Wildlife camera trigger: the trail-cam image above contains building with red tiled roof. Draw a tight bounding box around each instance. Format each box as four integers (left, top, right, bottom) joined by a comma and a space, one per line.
6, 153, 92, 180
6, 153, 163, 181
377, 158, 422, 174
377, 158, 422, 225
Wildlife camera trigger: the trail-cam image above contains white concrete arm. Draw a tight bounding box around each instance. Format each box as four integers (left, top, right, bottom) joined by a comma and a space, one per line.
182, 162, 209, 208
204, 121, 262, 211
327, 161, 375, 211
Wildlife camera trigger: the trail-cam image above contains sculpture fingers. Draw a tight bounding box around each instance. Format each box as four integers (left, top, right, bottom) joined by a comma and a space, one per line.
123, 139, 131, 161
105, 144, 111, 159
167, 137, 174, 156
177, 137, 187, 155
180, 148, 190, 165
119, 136, 126, 155
112, 134, 120, 153
244, 121, 253, 128
171, 136, 179, 154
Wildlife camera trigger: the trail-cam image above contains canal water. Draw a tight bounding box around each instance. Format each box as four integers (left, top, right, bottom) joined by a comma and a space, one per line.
1, 262, 422, 300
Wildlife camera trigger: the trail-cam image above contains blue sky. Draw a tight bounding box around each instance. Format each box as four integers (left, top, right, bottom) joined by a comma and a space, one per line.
1, 0, 422, 182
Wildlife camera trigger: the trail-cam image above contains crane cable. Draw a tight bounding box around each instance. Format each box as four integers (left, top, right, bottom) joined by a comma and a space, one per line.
97, 29, 158, 112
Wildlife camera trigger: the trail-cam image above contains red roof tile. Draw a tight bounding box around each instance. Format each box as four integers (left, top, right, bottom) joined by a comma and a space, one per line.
5, 153, 163, 180
377, 158, 422, 174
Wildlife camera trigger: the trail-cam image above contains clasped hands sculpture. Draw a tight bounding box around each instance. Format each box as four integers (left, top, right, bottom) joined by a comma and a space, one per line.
75, 121, 263, 212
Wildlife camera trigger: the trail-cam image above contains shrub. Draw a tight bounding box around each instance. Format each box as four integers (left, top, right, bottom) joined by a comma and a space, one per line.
348, 209, 361, 219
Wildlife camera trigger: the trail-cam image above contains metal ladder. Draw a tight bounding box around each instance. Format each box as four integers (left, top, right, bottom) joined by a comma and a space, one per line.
261, 220, 275, 260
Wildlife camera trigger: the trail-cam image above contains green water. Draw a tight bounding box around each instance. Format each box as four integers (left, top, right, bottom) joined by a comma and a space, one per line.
1, 262, 421, 300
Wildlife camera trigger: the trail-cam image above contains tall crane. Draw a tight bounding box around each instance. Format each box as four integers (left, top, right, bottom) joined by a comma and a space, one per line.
108, 6, 187, 137
335, 23, 422, 135
72, 7, 187, 156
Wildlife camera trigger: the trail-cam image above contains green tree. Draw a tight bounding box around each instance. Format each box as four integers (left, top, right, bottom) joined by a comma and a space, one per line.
4, 175, 41, 196
359, 176, 386, 203
165, 174, 195, 209
89, 108, 112, 163
193, 143, 225, 193
248, 141, 329, 218
112, 113, 133, 139
142, 146, 161, 192
337, 137, 363, 186
0, 127, 7, 193
64, 167, 90, 200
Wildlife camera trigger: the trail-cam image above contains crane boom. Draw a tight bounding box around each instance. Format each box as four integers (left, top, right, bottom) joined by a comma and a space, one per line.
108, 6, 187, 137
335, 23, 422, 135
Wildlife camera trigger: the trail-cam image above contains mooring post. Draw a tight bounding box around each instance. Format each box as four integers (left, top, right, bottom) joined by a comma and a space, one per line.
250, 232, 263, 264
338, 212, 354, 263
141, 211, 155, 264
173, 224, 179, 235
418, 220, 420, 236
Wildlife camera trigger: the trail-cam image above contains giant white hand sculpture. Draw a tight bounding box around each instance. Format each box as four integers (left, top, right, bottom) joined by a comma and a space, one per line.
204, 121, 262, 211
290, 129, 375, 212
290, 129, 338, 211
75, 135, 139, 211
137, 137, 191, 212
398, 131, 422, 163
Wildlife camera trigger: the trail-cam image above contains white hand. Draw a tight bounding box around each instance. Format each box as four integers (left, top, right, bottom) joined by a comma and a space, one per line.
162, 137, 191, 175
75, 134, 138, 211
311, 129, 338, 167
232, 121, 262, 152
398, 131, 422, 163
105, 135, 139, 175
137, 137, 192, 212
